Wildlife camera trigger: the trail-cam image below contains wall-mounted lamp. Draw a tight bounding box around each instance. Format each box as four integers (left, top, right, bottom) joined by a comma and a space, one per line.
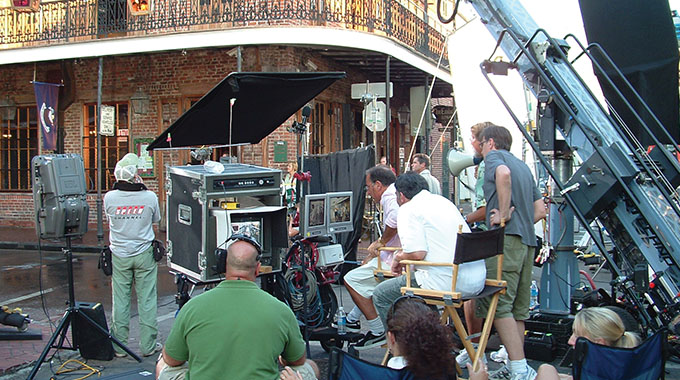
130, 88, 150, 115
0, 95, 17, 121
397, 105, 410, 126
128, 0, 150, 15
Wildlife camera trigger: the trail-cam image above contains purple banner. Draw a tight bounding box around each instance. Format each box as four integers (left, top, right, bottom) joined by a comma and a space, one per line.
33, 82, 60, 151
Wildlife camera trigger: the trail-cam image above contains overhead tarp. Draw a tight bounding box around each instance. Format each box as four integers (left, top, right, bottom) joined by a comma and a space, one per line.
147, 72, 346, 150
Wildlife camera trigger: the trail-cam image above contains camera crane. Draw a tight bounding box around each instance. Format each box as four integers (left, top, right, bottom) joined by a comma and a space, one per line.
456, 0, 680, 334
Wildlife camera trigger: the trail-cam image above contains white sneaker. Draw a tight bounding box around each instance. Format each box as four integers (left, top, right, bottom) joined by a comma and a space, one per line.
490, 345, 508, 364
489, 364, 511, 380
455, 346, 488, 366
143, 342, 163, 357
510, 365, 537, 380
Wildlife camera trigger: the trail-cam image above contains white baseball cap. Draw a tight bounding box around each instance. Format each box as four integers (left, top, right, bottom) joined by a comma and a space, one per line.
114, 153, 139, 182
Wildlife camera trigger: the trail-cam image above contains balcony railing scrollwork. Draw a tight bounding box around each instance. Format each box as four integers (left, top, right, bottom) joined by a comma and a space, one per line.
0, 0, 449, 65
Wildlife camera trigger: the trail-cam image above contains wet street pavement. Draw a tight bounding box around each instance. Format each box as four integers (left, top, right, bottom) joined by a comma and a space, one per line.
2, 245, 679, 379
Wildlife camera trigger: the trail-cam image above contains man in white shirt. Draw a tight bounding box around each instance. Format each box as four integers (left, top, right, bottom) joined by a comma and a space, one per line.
410, 153, 441, 195
372, 171, 486, 328
341, 165, 399, 350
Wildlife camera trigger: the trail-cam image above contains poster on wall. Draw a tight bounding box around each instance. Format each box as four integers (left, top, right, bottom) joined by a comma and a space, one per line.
134, 138, 155, 177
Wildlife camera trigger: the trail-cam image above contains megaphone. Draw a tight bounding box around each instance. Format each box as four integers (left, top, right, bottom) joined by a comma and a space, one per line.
447, 149, 482, 177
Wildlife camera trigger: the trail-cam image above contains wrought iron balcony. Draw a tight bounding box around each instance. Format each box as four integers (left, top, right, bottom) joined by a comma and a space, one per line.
0, 0, 449, 64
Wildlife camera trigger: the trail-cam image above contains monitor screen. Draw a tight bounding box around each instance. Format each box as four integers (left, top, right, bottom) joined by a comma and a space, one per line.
308, 198, 326, 227
302, 194, 328, 237
329, 195, 351, 223
327, 191, 353, 234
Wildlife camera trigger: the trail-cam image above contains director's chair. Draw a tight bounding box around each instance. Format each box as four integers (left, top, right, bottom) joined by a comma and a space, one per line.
373, 246, 401, 282
399, 223, 506, 372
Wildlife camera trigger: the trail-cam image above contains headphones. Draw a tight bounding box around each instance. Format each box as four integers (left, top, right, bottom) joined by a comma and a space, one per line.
213, 233, 262, 275
227, 233, 262, 260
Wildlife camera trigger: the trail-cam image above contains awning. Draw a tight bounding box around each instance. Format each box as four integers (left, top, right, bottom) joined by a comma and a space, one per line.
147, 72, 346, 150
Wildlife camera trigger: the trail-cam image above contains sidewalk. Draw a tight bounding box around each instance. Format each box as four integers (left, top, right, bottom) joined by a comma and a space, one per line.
0, 226, 166, 253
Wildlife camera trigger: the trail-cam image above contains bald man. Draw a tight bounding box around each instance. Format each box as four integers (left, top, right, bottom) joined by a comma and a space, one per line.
157, 237, 318, 380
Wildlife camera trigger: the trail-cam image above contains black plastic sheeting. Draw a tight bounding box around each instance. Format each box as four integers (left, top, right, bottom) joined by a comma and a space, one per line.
579, 0, 679, 145
147, 72, 346, 150
301, 145, 375, 266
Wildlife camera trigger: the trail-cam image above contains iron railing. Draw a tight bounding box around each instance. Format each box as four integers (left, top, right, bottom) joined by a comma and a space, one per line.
0, 0, 449, 64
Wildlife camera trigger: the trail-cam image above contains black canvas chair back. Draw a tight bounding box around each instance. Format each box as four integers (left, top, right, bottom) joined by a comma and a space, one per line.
328, 348, 415, 380
453, 226, 505, 265
573, 328, 667, 380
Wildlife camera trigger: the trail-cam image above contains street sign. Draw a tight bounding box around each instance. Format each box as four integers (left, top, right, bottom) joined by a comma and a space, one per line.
351, 82, 393, 100
99, 105, 115, 136
364, 101, 386, 132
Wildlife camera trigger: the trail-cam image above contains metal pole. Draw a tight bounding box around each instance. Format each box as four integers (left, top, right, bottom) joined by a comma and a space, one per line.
96, 57, 104, 245
237, 46, 242, 72
540, 156, 579, 314
424, 75, 430, 154
373, 97, 378, 165
385, 56, 390, 165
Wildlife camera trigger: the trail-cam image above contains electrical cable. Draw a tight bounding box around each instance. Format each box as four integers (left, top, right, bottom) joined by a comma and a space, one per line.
53, 358, 101, 380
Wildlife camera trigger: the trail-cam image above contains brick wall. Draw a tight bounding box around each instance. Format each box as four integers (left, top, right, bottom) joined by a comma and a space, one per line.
1, 45, 452, 227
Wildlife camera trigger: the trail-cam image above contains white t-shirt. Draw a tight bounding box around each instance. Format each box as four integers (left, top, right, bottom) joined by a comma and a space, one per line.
379, 184, 401, 266
397, 190, 486, 296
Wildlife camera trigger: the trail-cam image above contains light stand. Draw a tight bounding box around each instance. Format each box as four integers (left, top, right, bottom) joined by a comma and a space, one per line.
27, 234, 141, 380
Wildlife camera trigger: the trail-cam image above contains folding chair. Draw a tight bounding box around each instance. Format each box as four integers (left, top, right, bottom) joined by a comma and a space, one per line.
572, 328, 667, 380
399, 224, 506, 371
373, 246, 401, 282
327, 347, 415, 380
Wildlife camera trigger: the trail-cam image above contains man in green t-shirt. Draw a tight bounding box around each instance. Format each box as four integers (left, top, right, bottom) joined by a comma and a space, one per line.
156, 236, 318, 380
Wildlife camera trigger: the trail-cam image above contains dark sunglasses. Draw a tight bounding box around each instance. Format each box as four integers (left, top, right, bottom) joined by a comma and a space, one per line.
387, 294, 427, 321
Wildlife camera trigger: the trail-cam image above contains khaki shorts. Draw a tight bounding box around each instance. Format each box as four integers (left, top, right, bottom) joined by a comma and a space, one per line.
475, 234, 533, 321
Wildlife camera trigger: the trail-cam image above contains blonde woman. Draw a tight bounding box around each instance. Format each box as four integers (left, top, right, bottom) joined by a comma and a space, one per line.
536, 307, 640, 380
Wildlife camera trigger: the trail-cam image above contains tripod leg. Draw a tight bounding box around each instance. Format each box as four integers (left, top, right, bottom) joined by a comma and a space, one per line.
77, 309, 142, 362
27, 310, 73, 380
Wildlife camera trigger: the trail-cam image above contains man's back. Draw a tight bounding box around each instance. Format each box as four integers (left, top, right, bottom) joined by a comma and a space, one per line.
483, 149, 541, 246
104, 189, 160, 257
164, 280, 305, 380
397, 191, 485, 296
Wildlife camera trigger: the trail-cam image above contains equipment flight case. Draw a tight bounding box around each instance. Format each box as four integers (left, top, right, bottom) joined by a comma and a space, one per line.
166, 163, 287, 283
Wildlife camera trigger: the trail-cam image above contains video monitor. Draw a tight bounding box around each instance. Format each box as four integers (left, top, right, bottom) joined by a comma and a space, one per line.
327, 191, 353, 234
301, 193, 328, 237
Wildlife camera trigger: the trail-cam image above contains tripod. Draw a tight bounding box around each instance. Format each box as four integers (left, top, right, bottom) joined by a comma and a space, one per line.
28, 235, 141, 380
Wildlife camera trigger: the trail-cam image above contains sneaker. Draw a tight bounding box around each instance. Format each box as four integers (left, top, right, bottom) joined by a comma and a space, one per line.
490, 345, 508, 364
331, 319, 361, 332
353, 331, 386, 351
489, 364, 511, 380
509, 366, 537, 380
114, 352, 127, 358
143, 342, 163, 357
456, 346, 488, 366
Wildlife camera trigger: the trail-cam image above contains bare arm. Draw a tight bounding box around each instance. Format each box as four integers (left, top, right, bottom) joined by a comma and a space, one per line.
533, 198, 547, 223
162, 348, 185, 367
391, 250, 427, 275
490, 165, 511, 226
280, 352, 307, 367
466, 206, 486, 224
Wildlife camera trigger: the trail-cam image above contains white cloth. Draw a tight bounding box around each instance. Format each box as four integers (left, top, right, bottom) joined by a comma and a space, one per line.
419, 169, 441, 195
345, 184, 400, 298
397, 191, 485, 296
387, 356, 407, 370
378, 184, 401, 265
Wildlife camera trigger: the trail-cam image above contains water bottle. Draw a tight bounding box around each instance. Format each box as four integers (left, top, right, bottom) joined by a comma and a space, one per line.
336, 306, 347, 335
530, 280, 539, 310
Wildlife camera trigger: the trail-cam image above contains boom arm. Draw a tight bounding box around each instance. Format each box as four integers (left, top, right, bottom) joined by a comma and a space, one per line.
467, 0, 680, 331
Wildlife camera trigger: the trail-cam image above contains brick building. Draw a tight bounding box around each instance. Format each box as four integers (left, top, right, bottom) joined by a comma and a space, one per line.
0, 0, 457, 228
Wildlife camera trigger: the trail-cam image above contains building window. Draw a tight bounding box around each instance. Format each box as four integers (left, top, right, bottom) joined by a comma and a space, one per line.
0, 106, 38, 191
83, 103, 129, 191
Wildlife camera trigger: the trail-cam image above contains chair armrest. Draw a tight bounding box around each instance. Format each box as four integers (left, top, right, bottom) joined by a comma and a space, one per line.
399, 260, 454, 267
485, 279, 507, 287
